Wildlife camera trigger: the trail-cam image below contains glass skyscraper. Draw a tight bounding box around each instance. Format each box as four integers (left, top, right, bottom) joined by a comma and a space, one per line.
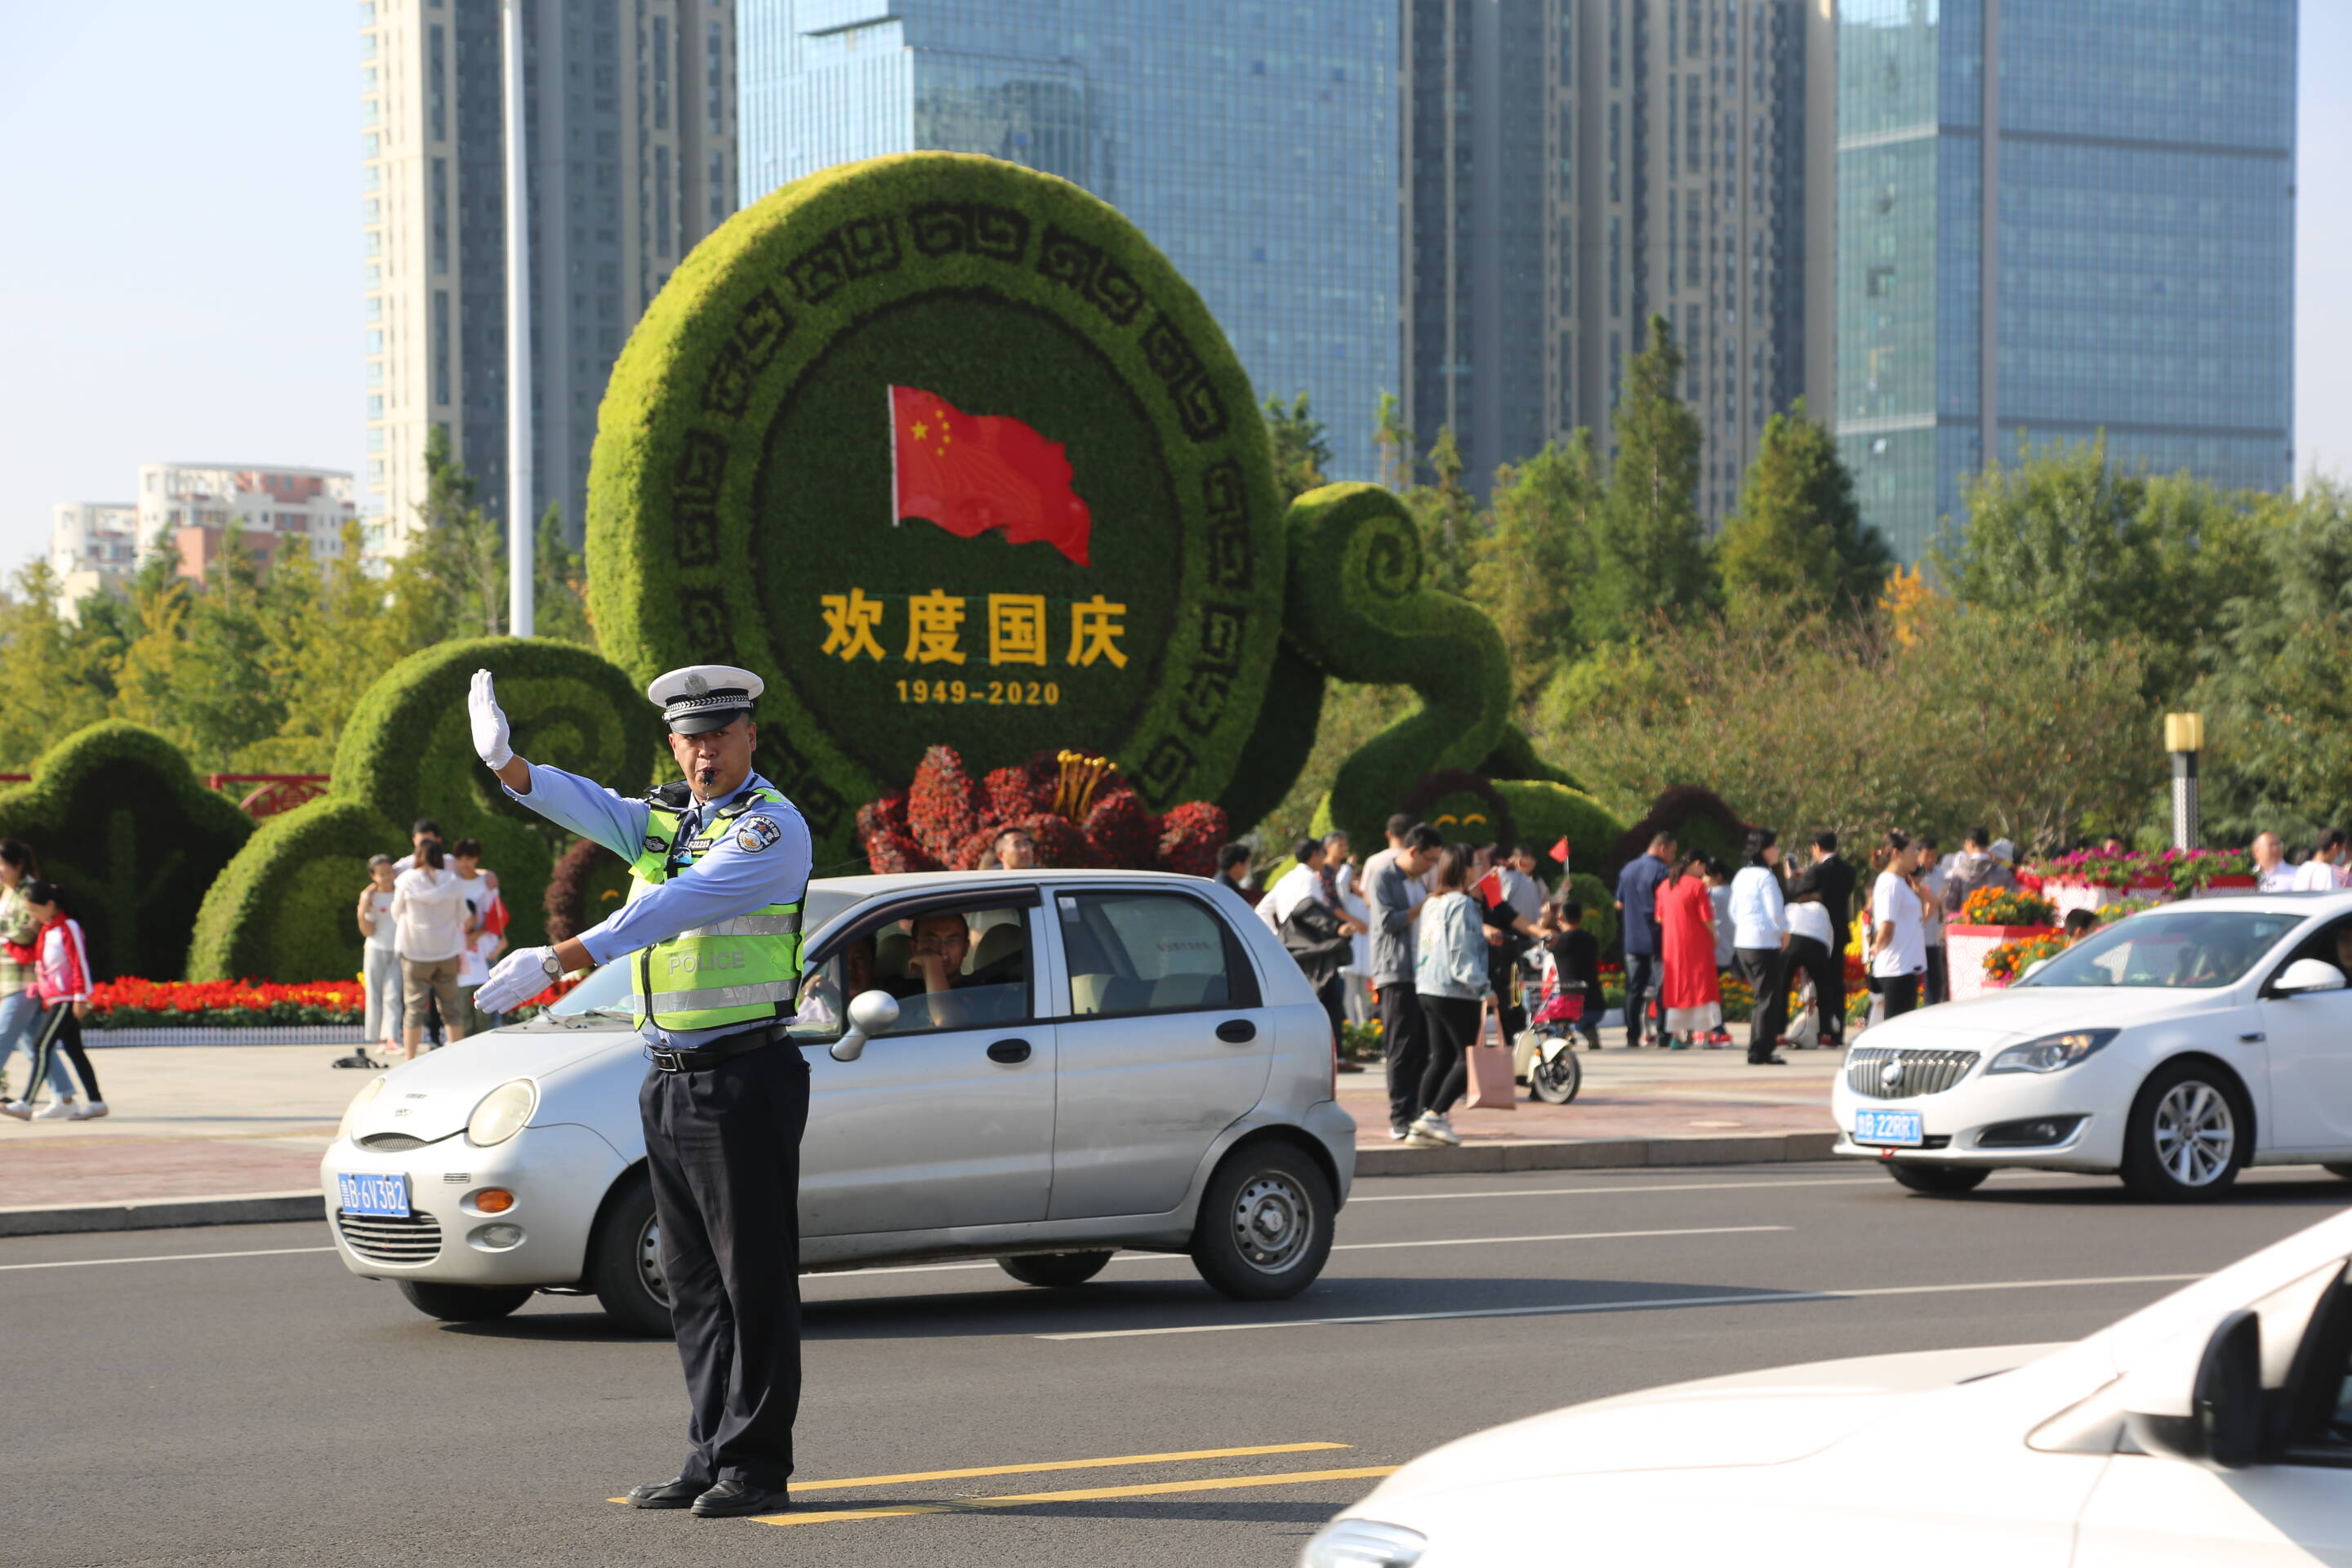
737, 0, 1398, 483
1836, 0, 2296, 562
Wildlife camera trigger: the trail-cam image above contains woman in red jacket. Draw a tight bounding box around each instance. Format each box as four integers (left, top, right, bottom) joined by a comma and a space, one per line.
7, 880, 105, 1120
1657, 852, 1724, 1050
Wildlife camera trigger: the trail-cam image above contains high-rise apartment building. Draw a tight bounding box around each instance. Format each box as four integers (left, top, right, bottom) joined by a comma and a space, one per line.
48, 502, 140, 614
1402, 0, 1833, 514
1835, 1, 2296, 561
47, 466, 359, 616
737, 0, 1398, 483
363, 0, 738, 547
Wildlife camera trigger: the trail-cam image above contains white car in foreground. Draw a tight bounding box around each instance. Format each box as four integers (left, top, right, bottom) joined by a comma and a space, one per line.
1831, 893, 2352, 1199
1307, 1204, 2352, 1566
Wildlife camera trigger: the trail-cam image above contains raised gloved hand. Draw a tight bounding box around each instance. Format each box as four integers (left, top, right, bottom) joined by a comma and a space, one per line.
477, 946, 559, 1014
469, 668, 513, 770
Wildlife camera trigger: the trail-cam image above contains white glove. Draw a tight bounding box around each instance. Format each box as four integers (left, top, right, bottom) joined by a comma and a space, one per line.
469, 668, 513, 770
477, 946, 558, 1013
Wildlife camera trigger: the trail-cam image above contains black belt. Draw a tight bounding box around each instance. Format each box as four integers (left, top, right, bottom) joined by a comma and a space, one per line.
648, 1022, 790, 1074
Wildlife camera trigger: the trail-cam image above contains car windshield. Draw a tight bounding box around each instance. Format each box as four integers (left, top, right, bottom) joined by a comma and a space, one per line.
2018, 910, 2304, 990
546, 886, 862, 1022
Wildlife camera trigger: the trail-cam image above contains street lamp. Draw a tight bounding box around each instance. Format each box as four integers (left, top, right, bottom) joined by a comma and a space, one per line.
501, 0, 535, 639
2165, 712, 2203, 851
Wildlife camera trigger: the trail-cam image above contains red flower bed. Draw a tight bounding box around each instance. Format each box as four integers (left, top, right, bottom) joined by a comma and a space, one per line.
858, 746, 1228, 876
88, 977, 365, 1030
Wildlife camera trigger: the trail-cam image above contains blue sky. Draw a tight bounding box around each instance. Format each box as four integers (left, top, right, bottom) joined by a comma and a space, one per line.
0, 2, 2344, 572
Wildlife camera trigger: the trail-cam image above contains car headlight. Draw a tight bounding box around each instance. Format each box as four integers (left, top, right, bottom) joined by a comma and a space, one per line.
1301, 1518, 1427, 1568
1986, 1028, 2118, 1075
337, 1075, 386, 1140
466, 1079, 539, 1147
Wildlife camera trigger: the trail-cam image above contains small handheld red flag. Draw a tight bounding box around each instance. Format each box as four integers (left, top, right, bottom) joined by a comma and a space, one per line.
890, 385, 1094, 566
1476, 868, 1506, 909
1548, 837, 1571, 865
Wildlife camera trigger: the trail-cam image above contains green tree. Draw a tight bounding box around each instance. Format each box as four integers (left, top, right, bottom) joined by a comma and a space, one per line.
1468, 431, 1602, 699
2194, 482, 2352, 843
1717, 398, 1891, 612
1263, 391, 1334, 505
172, 527, 287, 767
1417, 425, 1477, 596
1374, 391, 1415, 491
533, 504, 596, 647
1583, 315, 1712, 643
0, 562, 112, 767
1936, 437, 2269, 697
413, 425, 507, 638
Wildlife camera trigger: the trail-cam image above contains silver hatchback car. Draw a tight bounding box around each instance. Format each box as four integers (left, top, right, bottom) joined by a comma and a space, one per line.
323, 870, 1356, 1332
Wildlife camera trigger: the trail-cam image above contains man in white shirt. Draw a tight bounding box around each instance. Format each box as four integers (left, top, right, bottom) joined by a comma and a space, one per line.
1917, 833, 1949, 1004
2292, 831, 2347, 891
2255, 831, 2297, 893
1728, 830, 1790, 1062
1257, 837, 1329, 933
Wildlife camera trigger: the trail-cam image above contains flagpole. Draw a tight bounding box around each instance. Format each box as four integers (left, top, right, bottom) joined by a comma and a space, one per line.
502, 0, 536, 638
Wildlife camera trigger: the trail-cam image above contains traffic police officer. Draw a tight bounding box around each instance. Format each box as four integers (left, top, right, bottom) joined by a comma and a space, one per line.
469, 663, 813, 1519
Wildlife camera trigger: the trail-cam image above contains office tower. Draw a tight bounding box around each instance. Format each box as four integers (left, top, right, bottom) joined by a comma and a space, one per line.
1402, 0, 1833, 514
737, 1, 1397, 484
363, 0, 738, 548
1836, 1, 2296, 562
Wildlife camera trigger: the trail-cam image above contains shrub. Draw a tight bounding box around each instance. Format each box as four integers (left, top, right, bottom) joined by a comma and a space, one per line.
545, 838, 632, 945
0, 721, 253, 982
586, 152, 1288, 870
190, 638, 656, 980
1280, 483, 1515, 853
1958, 885, 2057, 928
1603, 785, 1748, 889
856, 746, 1227, 874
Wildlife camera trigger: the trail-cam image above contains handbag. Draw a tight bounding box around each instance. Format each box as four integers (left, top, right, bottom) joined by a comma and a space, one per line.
1461, 1043, 1518, 1111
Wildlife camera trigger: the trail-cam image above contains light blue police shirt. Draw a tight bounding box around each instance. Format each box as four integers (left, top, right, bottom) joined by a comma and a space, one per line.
504, 763, 813, 1049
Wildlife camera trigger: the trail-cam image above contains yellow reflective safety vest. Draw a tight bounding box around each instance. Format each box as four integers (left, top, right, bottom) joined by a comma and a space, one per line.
623, 782, 804, 1033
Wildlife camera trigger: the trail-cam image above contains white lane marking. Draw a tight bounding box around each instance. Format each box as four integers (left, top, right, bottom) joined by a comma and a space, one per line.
810, 1225, 1788, 1284
0, 1245, 336, 1273
1039, 1272, 2204, 1340
1352, 1177, 1885, 1203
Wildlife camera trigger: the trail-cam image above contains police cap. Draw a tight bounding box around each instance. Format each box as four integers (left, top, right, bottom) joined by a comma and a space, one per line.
648, 665, 764, 735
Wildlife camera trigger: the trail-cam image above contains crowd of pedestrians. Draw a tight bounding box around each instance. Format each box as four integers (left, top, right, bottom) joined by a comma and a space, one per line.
359, 817, 508, 1059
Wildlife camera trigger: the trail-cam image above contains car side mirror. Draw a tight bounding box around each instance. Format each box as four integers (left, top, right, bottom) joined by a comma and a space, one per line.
2274, 958, 2349, 996
829, 989, 900, 1062
2123, 1307, 2264, 1469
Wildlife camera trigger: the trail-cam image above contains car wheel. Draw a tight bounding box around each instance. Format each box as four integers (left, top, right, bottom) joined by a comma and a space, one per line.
1528, 1049, 1582, 1104
396, 1280, 535, 1321
586, 1168, 673, 1337
2121, 1062, 2248, 1201
998, 1251, 1116, 1288
1886, 1162, 1990, 1196
1190, 1142, 1334, 1302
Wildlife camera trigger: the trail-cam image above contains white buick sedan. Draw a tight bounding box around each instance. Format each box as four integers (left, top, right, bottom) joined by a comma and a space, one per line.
1306, 1203, 2352, 1567
1830, 893, 2352, 1199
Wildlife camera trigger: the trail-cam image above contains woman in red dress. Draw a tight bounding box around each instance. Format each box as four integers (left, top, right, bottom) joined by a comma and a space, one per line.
1657, 853, 1723, 1049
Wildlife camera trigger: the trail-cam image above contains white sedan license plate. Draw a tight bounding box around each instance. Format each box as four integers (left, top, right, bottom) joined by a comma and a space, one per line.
337, 1172, 411, 1218
1854, 1110, 1925, 1147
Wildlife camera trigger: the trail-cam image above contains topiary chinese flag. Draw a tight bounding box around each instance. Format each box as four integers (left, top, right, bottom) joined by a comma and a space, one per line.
890, 385, 1094, 566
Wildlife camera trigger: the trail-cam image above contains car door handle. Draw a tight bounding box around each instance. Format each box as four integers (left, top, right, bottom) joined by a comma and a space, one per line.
987, 1038, 1032, 1064
1216, 1019, 1257, 1044
2239, 1032, 2265, 1043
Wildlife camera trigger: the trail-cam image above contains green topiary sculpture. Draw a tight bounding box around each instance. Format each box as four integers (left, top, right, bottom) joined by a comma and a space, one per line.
189, 638, 657, 981
587, 153, 1288, 870
0, 721, 252, 982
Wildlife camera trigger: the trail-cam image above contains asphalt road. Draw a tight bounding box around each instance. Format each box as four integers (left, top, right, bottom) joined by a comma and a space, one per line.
14, 1160, 2350, 1568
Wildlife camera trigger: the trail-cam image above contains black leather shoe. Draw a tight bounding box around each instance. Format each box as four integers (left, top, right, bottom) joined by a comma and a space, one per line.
625, 1477, 706, 1509
692, 1479, 791, 1517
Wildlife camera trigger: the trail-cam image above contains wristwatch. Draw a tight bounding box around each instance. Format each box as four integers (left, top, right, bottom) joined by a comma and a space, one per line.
539, 951, 566, 980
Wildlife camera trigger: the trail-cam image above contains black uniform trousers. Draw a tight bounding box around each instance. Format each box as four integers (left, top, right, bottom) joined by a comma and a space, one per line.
639, 1040, 811, 1490
1735, 947, 1789, 1062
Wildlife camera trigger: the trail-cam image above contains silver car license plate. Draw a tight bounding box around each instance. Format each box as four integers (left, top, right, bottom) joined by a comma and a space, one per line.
337, 1171, 411, 1218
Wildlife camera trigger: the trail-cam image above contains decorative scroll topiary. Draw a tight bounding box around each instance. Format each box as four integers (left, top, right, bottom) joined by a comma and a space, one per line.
545, 838, 632, 946
1602, 785, 1751, 888
1278, 483, 1515, 853
188, 796, 401, 985
587, 153, 1287, 871
0, 721, 253, 983
190, 639, 657, 979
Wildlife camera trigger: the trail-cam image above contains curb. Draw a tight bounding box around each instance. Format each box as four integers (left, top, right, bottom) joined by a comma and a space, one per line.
1355, 1130, 1841, 1178
0, 1191, 326, 1238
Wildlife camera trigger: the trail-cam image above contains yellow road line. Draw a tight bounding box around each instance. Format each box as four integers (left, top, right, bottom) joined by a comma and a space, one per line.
793, 1441, 1352, 1490
751, 1464, 1402, 1526
603, 1441, 1352, 1506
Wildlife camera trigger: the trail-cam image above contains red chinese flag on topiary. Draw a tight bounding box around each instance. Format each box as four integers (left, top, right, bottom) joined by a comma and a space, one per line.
890, 385, 1093, 566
